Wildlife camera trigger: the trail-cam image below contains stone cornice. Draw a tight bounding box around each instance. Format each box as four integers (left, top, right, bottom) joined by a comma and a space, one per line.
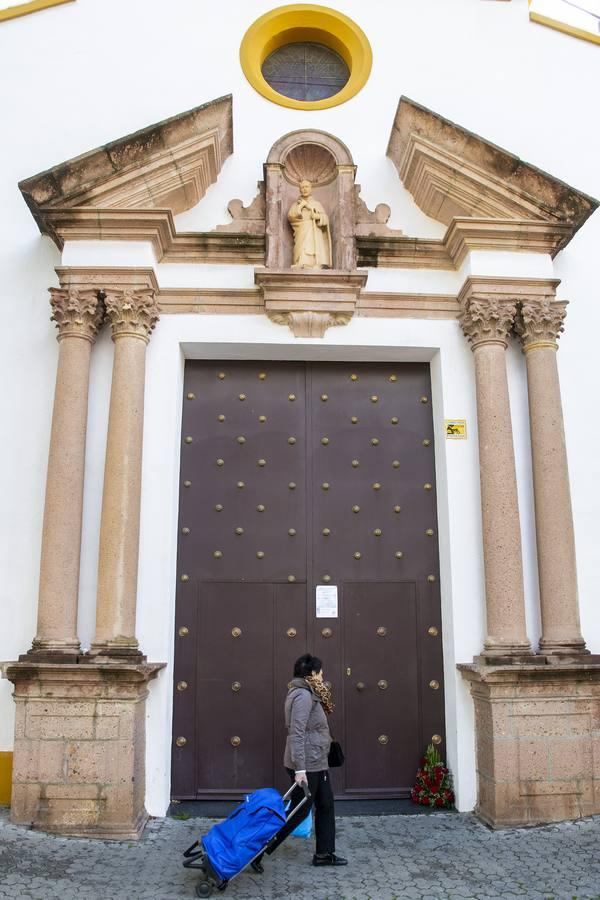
55, 266, 159, 294
457, 276, 560, 307
443, 219, 574, 266
44, 207, 266, 262
47, 209, 571, 269
387, 96, 598, 248
19, 96, 233, 241
48, 267, 462, 323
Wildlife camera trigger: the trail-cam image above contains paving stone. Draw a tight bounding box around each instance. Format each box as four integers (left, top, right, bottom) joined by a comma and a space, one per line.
0, 809, 600, 899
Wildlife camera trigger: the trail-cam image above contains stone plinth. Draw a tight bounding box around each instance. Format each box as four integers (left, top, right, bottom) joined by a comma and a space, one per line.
255, 268, 367, 337
459, 662, 600, 828
2, 661, 164, 839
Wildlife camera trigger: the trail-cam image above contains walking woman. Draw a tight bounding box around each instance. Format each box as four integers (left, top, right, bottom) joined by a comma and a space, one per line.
265, 653, 347, 867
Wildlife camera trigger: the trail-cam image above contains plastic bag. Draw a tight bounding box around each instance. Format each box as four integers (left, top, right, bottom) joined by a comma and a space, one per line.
291, 809, 312, 838
285, 798, 313, 839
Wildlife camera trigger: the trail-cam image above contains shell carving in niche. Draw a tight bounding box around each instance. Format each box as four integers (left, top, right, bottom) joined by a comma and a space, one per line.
283, 143, 337, 186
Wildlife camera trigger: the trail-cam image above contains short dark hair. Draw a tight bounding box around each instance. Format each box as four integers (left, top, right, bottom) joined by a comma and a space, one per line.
293, 654, 322, 678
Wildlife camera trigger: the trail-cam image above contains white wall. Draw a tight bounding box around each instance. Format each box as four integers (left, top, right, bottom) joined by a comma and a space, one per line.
1, 0, 599, 811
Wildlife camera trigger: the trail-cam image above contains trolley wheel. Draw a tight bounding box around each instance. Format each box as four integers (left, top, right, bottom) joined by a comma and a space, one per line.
195, 880, 214, 898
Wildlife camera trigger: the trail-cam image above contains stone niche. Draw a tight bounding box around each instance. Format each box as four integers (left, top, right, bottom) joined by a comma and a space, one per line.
264, 129, 357, 271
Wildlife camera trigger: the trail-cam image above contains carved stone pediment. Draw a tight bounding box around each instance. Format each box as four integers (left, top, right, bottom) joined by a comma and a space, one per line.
388, 96, 598, 234
255, 268, 367, 338
19, 96, 233, 245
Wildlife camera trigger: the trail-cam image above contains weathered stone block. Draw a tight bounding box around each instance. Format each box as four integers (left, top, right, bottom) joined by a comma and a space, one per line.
12, 738, 64, 783
3, 661, 163, 839
549, 739, 593, 779
460, 662, 600, 827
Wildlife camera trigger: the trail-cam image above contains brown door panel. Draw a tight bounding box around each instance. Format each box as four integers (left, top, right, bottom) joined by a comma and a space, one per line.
417, 579, 447, 758
342, 582, 420, 796
194, 583, 275, 796
274, 582, 308, 793
171, 581, 199, 799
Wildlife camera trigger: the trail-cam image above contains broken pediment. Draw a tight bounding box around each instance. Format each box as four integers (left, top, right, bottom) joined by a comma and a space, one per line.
19, 95, 233, 246
387, 96, 597, 242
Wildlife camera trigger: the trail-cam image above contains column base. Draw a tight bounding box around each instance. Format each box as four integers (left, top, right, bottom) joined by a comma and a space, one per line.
482, 640, 534, 658
459, 660, 600, 828
1, 660, 165, 839
86, 644, 147, 664
539, 637, 589, 656
21, 639, 81, 664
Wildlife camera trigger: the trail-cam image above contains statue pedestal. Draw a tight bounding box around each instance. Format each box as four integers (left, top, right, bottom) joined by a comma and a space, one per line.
255, 268, 367, 338
459, 661, 600, 828
3, 661, 164, 839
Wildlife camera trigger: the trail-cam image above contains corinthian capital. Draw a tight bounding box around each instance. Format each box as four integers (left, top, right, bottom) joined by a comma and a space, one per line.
458, 296, 517, 349
104, 289, 159, 341
49, 288, 104, 342
514, 297, 566, 350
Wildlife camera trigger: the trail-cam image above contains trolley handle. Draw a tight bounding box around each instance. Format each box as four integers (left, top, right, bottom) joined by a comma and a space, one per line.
284, 781, 311, 821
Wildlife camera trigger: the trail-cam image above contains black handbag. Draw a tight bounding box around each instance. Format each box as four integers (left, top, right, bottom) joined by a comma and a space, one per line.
328, 740, 345, 768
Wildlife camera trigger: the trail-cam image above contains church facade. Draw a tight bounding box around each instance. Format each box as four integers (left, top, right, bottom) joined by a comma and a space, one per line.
1, 0, 599, 838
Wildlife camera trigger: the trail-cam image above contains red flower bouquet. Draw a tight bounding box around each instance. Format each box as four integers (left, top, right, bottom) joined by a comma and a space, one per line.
410, 743, 455, 808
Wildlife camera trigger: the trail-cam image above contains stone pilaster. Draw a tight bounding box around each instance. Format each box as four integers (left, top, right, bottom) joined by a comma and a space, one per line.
29, 288, 104, 659
515, 297, 587, 655
459, 286, 532, 656
91, 289, 159, 658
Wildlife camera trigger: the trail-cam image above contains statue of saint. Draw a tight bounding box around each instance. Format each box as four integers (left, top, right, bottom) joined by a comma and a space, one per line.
287, 180, 332, 269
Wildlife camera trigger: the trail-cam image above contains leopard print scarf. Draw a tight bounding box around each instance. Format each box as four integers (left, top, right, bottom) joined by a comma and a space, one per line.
305, 675, 334, 715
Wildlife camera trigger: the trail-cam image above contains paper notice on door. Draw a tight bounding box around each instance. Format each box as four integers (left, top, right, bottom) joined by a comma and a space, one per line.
316, 585, 338, 618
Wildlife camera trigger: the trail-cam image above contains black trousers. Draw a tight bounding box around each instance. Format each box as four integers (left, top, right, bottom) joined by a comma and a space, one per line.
266, 768, 335, 855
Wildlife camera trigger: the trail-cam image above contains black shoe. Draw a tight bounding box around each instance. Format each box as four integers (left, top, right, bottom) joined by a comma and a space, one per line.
250, 855, 264, 874
312, 853, 348, 867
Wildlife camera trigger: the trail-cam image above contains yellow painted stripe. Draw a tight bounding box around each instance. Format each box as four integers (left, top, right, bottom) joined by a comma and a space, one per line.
0, 752, 12, 806
529, 8, 600, 46
0, 0, 75, 23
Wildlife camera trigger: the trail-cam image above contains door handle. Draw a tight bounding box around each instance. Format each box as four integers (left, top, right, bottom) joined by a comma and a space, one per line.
355, 681, 365, 691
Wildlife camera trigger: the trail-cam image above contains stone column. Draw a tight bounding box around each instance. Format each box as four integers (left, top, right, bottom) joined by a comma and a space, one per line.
91, 289, 159, 658
459, 290, 532, 656
30, 288, 104, 658
515, 298, 587, 654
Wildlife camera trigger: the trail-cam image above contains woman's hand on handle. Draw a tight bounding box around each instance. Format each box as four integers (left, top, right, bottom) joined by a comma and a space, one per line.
294, 770, 308, 786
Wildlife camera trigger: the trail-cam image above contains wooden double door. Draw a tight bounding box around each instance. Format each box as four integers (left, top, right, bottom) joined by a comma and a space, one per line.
171, 361, 445, 800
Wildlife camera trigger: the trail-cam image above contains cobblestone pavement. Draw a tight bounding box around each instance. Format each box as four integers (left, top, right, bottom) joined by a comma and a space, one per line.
1, 808, 599, 900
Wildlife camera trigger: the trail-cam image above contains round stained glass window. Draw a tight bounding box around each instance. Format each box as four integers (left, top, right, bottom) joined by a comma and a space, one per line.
261, 42, 350, 102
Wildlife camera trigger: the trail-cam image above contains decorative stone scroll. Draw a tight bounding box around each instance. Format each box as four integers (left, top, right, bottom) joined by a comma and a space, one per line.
215, 183, 266, 234
354, 187, 403, 237
269, 310, 352, 339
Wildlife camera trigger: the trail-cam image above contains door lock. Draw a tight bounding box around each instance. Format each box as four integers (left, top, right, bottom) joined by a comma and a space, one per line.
346, 667, 351, 676
356, 681, 365, 691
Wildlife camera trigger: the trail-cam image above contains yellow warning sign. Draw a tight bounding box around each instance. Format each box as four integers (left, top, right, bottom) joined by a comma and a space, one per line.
445, 419, 467, 439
